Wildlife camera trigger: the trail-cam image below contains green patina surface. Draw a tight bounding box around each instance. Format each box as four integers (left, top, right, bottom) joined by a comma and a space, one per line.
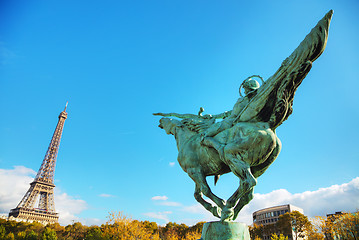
200, 221, 250, 240
155, 10, 332, 228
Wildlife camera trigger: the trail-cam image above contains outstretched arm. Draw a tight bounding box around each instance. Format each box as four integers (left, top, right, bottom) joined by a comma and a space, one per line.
212, 111, 232, 119
153, 112, 198, 119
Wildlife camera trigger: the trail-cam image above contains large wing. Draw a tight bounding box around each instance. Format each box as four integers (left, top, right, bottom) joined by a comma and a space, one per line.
237, 10, 333, 129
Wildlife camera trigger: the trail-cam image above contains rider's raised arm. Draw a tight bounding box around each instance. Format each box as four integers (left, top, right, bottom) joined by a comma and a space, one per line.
153, 112, 198, 119
211, 111, 232, 119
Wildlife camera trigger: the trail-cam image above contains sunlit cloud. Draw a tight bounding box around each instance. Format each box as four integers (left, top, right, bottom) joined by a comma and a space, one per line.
181, 177, 359, 225
0, 166, 89, 226
151, 195, 168, 201
169, 162, 175, 167
237, 177, 359, 224
143, 211, 172, 223
0, 166, 36, 213
151, 195, 181, 207
55, 191, 88, 225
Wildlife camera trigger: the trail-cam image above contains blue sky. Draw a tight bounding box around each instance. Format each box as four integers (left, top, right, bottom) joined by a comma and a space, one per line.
0, 0, 358, 226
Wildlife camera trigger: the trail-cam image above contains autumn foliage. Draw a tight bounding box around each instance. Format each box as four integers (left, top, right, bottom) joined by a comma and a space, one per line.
0, 211, 203, 240
249, 211, 359, 240
1, 210, 358, 239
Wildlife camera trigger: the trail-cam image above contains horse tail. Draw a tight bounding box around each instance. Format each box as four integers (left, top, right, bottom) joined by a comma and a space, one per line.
214, 175, 220, 185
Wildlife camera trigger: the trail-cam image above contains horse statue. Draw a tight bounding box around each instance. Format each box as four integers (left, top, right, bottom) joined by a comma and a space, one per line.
154, 11, 332, 222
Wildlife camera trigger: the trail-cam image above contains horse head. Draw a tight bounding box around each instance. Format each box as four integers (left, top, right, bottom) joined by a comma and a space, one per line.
158, 117, 182, 135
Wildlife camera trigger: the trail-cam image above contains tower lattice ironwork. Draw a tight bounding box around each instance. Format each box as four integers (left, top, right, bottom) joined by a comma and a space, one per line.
9, 104, 68, 224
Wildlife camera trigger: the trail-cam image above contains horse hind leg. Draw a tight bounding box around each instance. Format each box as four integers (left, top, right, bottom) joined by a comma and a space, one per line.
221, 154, 257, 221
232, 188, 254, 220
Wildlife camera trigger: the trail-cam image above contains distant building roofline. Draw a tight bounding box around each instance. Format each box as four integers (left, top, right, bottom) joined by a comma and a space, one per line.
252, 204, 303, 215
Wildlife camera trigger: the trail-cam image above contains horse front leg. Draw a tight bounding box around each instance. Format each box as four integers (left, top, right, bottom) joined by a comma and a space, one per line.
193, 185, 221, 218
187, 168, 226, 216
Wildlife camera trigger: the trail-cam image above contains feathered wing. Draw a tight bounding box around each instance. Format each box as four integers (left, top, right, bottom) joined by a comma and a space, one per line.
237, 10, 333, 129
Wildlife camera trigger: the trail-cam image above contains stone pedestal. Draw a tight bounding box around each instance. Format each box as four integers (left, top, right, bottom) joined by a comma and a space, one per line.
200, 221, 250, 240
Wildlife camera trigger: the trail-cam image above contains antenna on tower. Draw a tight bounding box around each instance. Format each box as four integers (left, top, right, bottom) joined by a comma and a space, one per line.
64, 101, 68, 112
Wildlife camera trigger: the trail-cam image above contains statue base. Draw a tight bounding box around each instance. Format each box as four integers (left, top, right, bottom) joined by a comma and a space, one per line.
199, 221, 250, 240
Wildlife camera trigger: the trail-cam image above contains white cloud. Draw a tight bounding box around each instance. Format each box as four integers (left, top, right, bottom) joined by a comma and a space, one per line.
0, 166, 89, 226
151, 195, 181, 207
181, 177, 359, 225
151, 195, 168, 201
181, 202, 218, 225
143, 211, 172, 223
55, 191, 88, 226
169, 162, 175, 167
235, 177, 359, 224
99, 193, 114, 198
0, 166, 36, 213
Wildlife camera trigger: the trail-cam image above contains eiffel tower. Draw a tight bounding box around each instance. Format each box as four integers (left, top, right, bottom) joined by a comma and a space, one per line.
9, 104, 68, 224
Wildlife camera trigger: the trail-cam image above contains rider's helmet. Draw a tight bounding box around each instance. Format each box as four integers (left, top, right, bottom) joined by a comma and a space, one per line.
243, 78, 260, 92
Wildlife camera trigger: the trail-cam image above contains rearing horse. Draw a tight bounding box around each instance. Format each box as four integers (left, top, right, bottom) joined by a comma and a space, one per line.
159, 118, 281, 221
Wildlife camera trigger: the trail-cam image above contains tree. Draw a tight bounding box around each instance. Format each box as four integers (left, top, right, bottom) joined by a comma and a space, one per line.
42, 227, 58, 240
141, 220, 158, 236
64, 222, 87, 240
28, 221, 44, 236
249, 224, 264, 239
276, 213, 292, 237
85, 226, 104, 240
290, 211, 312, 239
184, 229, 202, 240
47, 223, 65, 238
102, 211, 159, 240
0, 225, 6, 239
162, 227, 179, 240
17, 231, 27, 240
188, 221, 205, 234
331, 211, 359, 239
5, 232, 15, 240
271, 233, 288, 240
307, 216, 326, 240
25, 230, 38, 240
276, 211, 312, 240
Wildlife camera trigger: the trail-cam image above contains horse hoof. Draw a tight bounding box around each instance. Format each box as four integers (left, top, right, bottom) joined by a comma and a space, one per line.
220, 207, 234, 222
211, 206, 221, 218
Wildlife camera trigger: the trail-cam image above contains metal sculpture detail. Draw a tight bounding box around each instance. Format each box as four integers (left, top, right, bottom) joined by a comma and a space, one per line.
154, 11, 332, 221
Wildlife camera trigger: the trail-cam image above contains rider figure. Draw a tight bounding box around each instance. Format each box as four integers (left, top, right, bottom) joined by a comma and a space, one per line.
201, 78, 260, 157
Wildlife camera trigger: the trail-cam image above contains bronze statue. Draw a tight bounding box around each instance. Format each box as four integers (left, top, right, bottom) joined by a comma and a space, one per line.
154, 10, 333, 223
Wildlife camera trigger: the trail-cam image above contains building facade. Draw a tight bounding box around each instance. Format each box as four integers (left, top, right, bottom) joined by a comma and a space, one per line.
252, 204, 304, 240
